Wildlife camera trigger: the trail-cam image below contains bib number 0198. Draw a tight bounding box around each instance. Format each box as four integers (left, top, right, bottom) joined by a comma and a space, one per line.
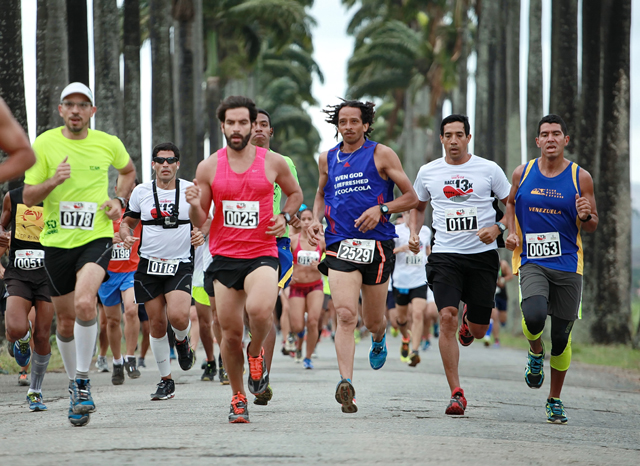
222, 201, 259, 229
526, 232, 562, 259
111, 243, 130, 261
146, 258, 179, 276
336, 239, 375, 264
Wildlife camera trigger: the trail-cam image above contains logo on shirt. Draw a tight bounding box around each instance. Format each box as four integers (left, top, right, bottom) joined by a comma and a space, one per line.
530, 188, 564, 199
90, 166, 101, 171
236, 203, 247, 210
443, 177, 473, 203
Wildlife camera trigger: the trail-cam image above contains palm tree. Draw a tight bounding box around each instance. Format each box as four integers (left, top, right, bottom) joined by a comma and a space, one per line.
149, 0, 174, 147
505, 0, 520, 177
66, 0, 90, 85
526, 0, 543, 161
123, 0, 143, 175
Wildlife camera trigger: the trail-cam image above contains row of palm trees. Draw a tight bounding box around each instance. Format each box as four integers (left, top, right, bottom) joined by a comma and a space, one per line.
341, 0, 635, 346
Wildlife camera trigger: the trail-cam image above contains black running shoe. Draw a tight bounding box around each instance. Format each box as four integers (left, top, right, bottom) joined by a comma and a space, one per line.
247, 346, 269, 395
175, 336, 195, 371
124, 357, 141, 379
112, 363, 125, 385
150, 379, 175, 400
201, 360, 216, 381
458, 305, 474, 346
218, 354, 229, 385
253, 385, 273, 406
335, 378, 357, 413
525, 343, 545, 389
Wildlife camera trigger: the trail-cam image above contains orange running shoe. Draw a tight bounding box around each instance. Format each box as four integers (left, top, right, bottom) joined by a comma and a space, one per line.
246, 345, 269, 395
229, 392, 250, 423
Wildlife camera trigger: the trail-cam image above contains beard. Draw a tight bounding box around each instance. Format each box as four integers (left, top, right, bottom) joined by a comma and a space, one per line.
226, 132, 251, 151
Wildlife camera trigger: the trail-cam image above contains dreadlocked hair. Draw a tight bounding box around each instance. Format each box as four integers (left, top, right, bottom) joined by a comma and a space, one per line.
323, 99, 375, 140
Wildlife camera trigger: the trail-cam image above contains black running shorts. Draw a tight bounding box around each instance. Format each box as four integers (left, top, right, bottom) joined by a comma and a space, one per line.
319, 239, 395, 286
134, 258, 193, 303
204, 256, 279, 293
4, 270, 51, 304
393, 284, 428, 306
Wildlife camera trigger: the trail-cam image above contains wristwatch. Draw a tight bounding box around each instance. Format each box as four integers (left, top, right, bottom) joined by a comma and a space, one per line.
116, 197, 128, 208
379, 204, 389, 215
281, 212, 292, 224
579, 214, 592, 222
494, 221, 507, 233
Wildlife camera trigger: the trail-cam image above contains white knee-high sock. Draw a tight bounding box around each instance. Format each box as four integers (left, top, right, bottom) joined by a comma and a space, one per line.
74, 318, 97, 379
172, 320, 191, 342
150, 334, 171, 377
56, 332, 77, 381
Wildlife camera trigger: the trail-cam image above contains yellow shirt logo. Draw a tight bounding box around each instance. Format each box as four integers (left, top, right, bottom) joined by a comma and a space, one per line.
15, 204, 44, 242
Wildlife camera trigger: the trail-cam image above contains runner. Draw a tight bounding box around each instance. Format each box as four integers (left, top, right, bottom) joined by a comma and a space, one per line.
0, 187, 53, 411
23, 82, 136, 426
392, 211, 436, 367
409, 114, 511, 415
483, 259, 513, 347
120, 142, 203, 401
0, 97, 35, 182
289, 208, 326, 369
307, 99, 418, 414
505, 114, 598, 424
188, 95, 302, 423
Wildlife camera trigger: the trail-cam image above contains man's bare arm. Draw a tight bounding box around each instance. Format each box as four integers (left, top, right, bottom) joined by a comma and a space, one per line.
0, 98, 35, 183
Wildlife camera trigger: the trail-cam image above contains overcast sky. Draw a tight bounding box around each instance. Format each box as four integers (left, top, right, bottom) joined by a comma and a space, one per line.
19, 0, 640, 184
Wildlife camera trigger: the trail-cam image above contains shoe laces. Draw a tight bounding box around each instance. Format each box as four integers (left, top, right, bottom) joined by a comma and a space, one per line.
76, 380, 91, 400
528, 351, 543, 373
248, 350, 264, 380
549, 399, 564, 415
28, 392, 42, 403
16, 339, 30, 355
231, 393, 247, 415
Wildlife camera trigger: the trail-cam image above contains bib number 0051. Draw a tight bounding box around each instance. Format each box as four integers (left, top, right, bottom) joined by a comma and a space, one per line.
222, 201, 259, 229
14, 250, 45, 270
336, 239, 375, 264
526, 232, 562, 259
146, 258, 179, 276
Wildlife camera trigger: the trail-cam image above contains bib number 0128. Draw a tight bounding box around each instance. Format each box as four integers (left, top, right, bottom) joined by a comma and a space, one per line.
146, 258, 179, 276
526, 232, 562, 259
222, 201, 259, 229
336, 239, 375, 264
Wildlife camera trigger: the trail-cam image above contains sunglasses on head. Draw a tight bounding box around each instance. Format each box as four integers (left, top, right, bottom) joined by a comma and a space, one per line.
153, 156, 178, 164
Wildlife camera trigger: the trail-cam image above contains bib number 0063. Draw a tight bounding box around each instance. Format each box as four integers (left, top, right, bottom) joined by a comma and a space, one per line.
526, 232, 562, 259
336, 239, 375, 264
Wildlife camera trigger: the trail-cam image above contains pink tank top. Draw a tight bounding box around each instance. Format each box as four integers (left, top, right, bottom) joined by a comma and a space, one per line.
209, 147, 277, 259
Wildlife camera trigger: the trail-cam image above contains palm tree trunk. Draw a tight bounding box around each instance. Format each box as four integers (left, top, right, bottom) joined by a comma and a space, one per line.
193, 0, 205, 166
149, 0, 174, 147
36, 0, 69, 137
123, 0, 142, 176
592, 0, 632, 344
505, 0, 520, 177
526, 0, 543, 161
549, 0, 578, 160
66, 0, 90, 85
206, 76, 221, 152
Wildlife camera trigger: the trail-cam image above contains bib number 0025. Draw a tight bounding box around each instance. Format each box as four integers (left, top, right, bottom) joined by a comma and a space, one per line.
59, 202, 97, 230
222, 201, 259, 229
336, 239, 375, 264
444, 206, 478, 233
146, 258, 179, 276
526, 232, 562, 259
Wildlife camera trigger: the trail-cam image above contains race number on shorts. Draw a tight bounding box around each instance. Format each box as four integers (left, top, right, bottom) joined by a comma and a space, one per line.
336, 239, 375, 264
526, 232, 562, 259
14, 250, 45, 270
297, 250, 320, 266
146, 258, 179, 276
222, 201, 259, 229
59, 202, 97, 230
111, 243, 131, 261
444, 207, 478, 233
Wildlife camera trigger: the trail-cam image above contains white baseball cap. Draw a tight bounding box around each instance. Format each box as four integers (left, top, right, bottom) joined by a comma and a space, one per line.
60, 82, 94, 106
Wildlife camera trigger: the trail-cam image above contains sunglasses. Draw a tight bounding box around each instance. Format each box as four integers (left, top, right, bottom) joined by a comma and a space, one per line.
153, 156, 178, 164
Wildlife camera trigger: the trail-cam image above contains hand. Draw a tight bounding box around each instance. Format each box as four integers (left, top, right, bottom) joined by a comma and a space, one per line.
354, 206, 381, 233
408, 233, 421, 254
477, 225, 500, 244
288, 214, 301, 229
267, 213, 287, 237
575, 194, 591, 220
393, 244, 410, 254
307, 219, 324, 246
123, 235, 139, 249
100, 199, 122, 221
0, 263, 4, 279
310, 260, 320, 269
505, 233, 519, 251
186, 179, 202, 208
191, 228, 205, 247
53, 156, 71, 186
0, 227, 10, 248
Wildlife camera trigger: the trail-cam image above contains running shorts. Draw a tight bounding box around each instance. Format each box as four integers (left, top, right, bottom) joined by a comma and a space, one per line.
98, 271, 135, 307
277, 237, 293, 289
289, 279, 323, 298
519, 262, 582, 321
205, 256, 279, 293
134, 258, 193, 303
319, 239, 395, 286
4, 272, 51, 304
193, 286, 211, 306
393, 284, 428, 306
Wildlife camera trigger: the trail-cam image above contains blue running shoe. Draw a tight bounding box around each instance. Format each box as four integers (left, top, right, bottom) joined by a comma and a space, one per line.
433, 322, 440, 338
303, 358, 313, 369
335, 378, 357, 413
14, 332, 32, 367
26, 392, 47, 411
68, 400, 90, 427
421, 339, 431, 351
73, 378, 95, 414
546, 397, 568, 424
524, 344, 545, 389
368, 333, 387, 370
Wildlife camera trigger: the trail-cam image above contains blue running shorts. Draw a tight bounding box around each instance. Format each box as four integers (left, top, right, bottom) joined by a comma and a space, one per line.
277, 237, 293, 289
98, 271, 135, 307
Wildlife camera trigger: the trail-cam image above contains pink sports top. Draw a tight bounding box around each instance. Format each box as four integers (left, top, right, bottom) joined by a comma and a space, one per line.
209, 147, 277, 259
293, 236, 322, 266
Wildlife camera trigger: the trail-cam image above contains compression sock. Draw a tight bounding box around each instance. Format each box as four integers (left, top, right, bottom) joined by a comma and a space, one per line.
74, 317, 98, 379
172, 321, 192, 342
150, 334, 172, 377
29, 351, 51, 393
56, 332, 77, 381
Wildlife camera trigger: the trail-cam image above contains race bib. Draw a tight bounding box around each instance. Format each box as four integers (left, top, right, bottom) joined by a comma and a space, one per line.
111, 243, 131, 261
405, 254, 423, 266
526, 232, 562, 259
222, 201, 259, 229
445, 207, 478, 233
59, 202, 97, 230
336, 239, 375, 264
146, 257, 179, 276
297, 250, 319, 266
14, 250, 45, 270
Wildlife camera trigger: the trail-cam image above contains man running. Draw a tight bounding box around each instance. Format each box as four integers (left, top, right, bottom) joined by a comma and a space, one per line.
120, 142, 203, 401
0, 187, 53, 411
188, 95, 302, 423
23, 82, 136, 426
505, 114, 598, 424
409, 114, 511, 415
307, 99, 418, 414
0, 97, 36, 182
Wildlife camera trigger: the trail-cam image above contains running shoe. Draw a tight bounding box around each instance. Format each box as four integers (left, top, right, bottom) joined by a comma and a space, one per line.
295, 349, 302, 363
14, 329, 32, 367
335, 378, 357, 413
201, 359, 207, 370
390, 327, 399, 338
445, 387, 467, 415
483, 335, 491, 346
493, 339, 501, 348
408, 350, 421, 367
546, 397, 568, 424
433, 322, 440, 338
201, 360, 217, 381
73, 379, 95, 414
368, 333, 388, 370
124, 357, 141, 378
112, 363, 125, 385
175, 335, 195, 371
18, 371, 30, 386
525, 344, 545, 389
229, 392, 250, 423
281, 342, 289, 356
421, 338, 431, 351
484, 320, 493, 347
458, 305, 474, 346
169, 347, 177, 360
137, 357, 146, 368
96, 355, 109, 372
247, 346, 269, 395
150, 378, 175, 400
400, 333, 411, 361
253, 384, 273, 406
285, 334, 296, 352
303, 357, 313, 369
27, 392, 47, 411
68, 400, 90, 427
218, 355, 229, 385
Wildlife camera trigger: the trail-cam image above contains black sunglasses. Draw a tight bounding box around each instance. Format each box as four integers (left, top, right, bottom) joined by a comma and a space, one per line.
153, 156, 178, 164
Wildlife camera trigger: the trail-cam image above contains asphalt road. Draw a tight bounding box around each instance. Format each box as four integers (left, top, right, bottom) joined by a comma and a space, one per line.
0, 333, 639, 465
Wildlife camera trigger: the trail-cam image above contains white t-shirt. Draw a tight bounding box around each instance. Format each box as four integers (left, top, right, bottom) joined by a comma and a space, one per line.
413, 155, 511, 254
393, 222, 431, 289
128, 179, 193, 262
192, 235, 213, 288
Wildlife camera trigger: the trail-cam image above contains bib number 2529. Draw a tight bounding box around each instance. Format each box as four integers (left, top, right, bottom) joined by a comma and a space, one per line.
336, 239, 375, 264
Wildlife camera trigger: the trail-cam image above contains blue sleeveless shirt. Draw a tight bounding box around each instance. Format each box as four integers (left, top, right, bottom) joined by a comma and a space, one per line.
323, 140, 397, 246
513, 159, 584, 274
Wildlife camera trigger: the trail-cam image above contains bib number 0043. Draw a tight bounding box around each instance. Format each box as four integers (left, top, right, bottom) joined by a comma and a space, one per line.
59, 202, 97, 230
222, 201, 259, 229
526, 232, 562, 259
444, 206, 478, 233
336, 239, 375, 264
146, 258, 179, 276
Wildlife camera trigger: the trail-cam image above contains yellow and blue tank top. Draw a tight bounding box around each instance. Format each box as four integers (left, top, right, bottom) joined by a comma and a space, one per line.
512, 159, 583, 275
